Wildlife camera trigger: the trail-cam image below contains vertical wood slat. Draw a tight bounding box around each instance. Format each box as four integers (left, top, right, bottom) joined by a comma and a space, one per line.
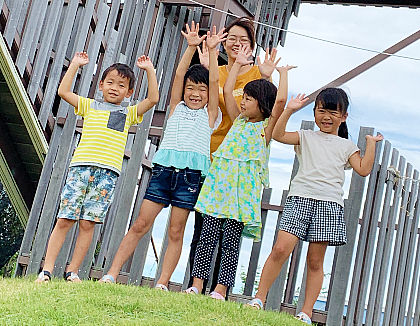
399, 172, 420, 323
393, 169, 419, 323
15, 0, 49, 74
265, 189, 288, 310
3, 0, 25, 47
325, 127, 375, 326
407, 198, 420, 324
371, 154, 407, 325
345, 135, 383, 325
382, 162, 413, 326
103, 0, 158, 273
364, 146, 398, 325
351, 138, 388, 326
103, 0, 120, 41
27, 0, 65, 101
243, 188, 272, 296
38, 0, 93, 128
26, 1, 109, 276
412, 239, 420, 326
124, 0, 146, 67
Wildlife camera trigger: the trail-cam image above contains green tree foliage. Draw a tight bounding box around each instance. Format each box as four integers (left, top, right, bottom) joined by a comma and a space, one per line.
0, 182, 24, 270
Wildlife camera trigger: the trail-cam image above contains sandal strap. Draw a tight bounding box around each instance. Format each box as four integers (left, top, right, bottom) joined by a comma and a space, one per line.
185, 286, 199, 294
247, 298, 264, 310
100, 274, 115, 283
209, 291, 225, 300
64, 271, 80, 282
296, 312, 312, 324
155, 283, 169, 291
37, 270, 51, 281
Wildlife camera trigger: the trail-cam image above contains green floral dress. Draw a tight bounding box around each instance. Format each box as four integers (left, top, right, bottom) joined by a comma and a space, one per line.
195, 115, 270, 241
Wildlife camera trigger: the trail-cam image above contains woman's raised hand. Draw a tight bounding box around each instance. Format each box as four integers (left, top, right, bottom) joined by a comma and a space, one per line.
181, 21, 206, 47
285, 94, 309, 113
258, 47, 281, 79
235, 44, 253, 66
206, 25, 227, 49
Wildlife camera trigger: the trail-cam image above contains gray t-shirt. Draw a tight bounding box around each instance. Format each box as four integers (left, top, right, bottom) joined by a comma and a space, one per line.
288, 129, 360, 206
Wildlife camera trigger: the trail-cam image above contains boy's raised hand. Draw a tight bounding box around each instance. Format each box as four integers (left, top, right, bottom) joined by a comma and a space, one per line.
366, 133, 384, 143
71, 52, 89, 67
197, 40, 219, 70
286, 94, 309, 113
235, 44, 253, 66
258, 47, 281, 79
206, 25, 227, 49
181, 21, 206, 47
136, 55, 154, 70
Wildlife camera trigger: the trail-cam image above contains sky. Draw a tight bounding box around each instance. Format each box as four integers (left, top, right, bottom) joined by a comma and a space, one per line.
139, 3, 420, 303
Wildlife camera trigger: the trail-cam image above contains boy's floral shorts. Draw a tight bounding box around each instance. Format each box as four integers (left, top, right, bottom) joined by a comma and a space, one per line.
57, 165, 118, 223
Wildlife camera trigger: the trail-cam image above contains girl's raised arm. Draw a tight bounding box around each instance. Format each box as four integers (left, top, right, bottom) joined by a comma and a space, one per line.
169, 21, 206, 115
223, 45, 253, 122
348, 134, 383, 176
264, 65, 294, 145
272, 94, 309, 145
205, 26, 227, 128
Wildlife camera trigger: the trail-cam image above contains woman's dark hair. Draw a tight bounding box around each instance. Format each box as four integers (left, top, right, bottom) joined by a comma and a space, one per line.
243, 79, 277, 119
314, 88, 349, 139
183, 64, 209, 95
225, 17, 256, 50
101, 63, 136, 89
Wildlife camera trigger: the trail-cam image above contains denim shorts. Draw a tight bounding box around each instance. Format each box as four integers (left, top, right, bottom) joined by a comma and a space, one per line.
57, 165, 118, 223
144, 164, 202, 210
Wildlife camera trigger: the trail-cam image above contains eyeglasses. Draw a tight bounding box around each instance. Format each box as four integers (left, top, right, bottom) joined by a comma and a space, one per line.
225, 36, 251, 45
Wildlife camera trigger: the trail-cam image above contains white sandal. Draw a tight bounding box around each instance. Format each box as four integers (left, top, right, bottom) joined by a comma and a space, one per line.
295, 312, 312, 324
154, 283, 169, 291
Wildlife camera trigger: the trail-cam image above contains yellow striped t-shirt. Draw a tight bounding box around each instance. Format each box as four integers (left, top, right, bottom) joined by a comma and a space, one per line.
70, 96, 143, 174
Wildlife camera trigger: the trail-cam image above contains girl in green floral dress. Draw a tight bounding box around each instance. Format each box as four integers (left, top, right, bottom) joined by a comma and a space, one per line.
187, 45, 296, 299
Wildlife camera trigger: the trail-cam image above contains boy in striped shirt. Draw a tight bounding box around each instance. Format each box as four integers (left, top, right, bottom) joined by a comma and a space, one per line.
36, 52, 158, 283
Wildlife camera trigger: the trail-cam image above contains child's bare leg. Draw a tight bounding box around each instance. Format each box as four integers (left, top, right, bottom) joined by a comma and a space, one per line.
156, 206, 190, 286
191, 277, 205, 292
106, 200, 164, 280
300, 242, 328, 318
255, 231, 299, 302
66, 220, 96, 277
41, 218, 76, 273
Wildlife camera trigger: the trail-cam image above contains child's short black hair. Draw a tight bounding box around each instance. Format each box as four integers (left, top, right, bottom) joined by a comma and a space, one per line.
101, 63, 136, 89
243, 79, 277, 119
183, 64, 209, 93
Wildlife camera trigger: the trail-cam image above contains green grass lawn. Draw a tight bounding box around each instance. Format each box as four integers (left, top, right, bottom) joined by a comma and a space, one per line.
0, 277, 305, 325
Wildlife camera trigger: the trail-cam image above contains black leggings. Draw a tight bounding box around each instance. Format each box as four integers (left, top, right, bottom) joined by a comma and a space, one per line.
191, 215, 244, 287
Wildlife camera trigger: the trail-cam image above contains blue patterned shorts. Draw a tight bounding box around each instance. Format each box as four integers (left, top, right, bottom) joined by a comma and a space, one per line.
57, 166, 118, 223
279, 196, 347, 246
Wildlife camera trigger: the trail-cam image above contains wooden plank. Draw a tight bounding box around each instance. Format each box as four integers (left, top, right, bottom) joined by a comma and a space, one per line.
15, 0, 49, 74
382, 162, 413, 326
37, 0, 82, 128
364, 145, 398, 325
371, 154, 407, 325
3, 0, 24, 47
393, 169, 419, 323
103, 0, 120, 42
265, 189, 289, 310
412, 239, 420, 325
27, 0, 65, 101
124, 0, 146, 66
351, 138, 388, 326
407, 198, 420, 324
326, 127, 375, 326
243, 188, 272, 295
345, 131, 382, 325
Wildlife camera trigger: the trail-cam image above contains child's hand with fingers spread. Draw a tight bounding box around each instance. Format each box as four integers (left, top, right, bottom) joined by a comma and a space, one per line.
276, 64, 297, 73
286, 94, 309, 113
136, 55, 154, 70
71, 52, 89, 67
197, 40, 219, 70
181, 21, 206, 47
258, 47, 281, 79
235, 44, 253, 66
206, 25, 227, 50
366, 133, 384, 143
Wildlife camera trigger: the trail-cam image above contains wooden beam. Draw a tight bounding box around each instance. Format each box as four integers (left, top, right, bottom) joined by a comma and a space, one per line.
302, 29, 420, 107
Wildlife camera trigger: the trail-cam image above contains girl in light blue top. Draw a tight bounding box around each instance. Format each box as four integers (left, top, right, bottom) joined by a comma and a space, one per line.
100, 23, 226, 289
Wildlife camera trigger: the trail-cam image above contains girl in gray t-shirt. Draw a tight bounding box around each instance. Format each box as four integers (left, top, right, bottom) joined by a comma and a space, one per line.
247, 88, 383, 324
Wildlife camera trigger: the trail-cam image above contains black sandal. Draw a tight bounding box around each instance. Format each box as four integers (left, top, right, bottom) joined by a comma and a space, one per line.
36, 270, 51, 282
64, 271, 81, 282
